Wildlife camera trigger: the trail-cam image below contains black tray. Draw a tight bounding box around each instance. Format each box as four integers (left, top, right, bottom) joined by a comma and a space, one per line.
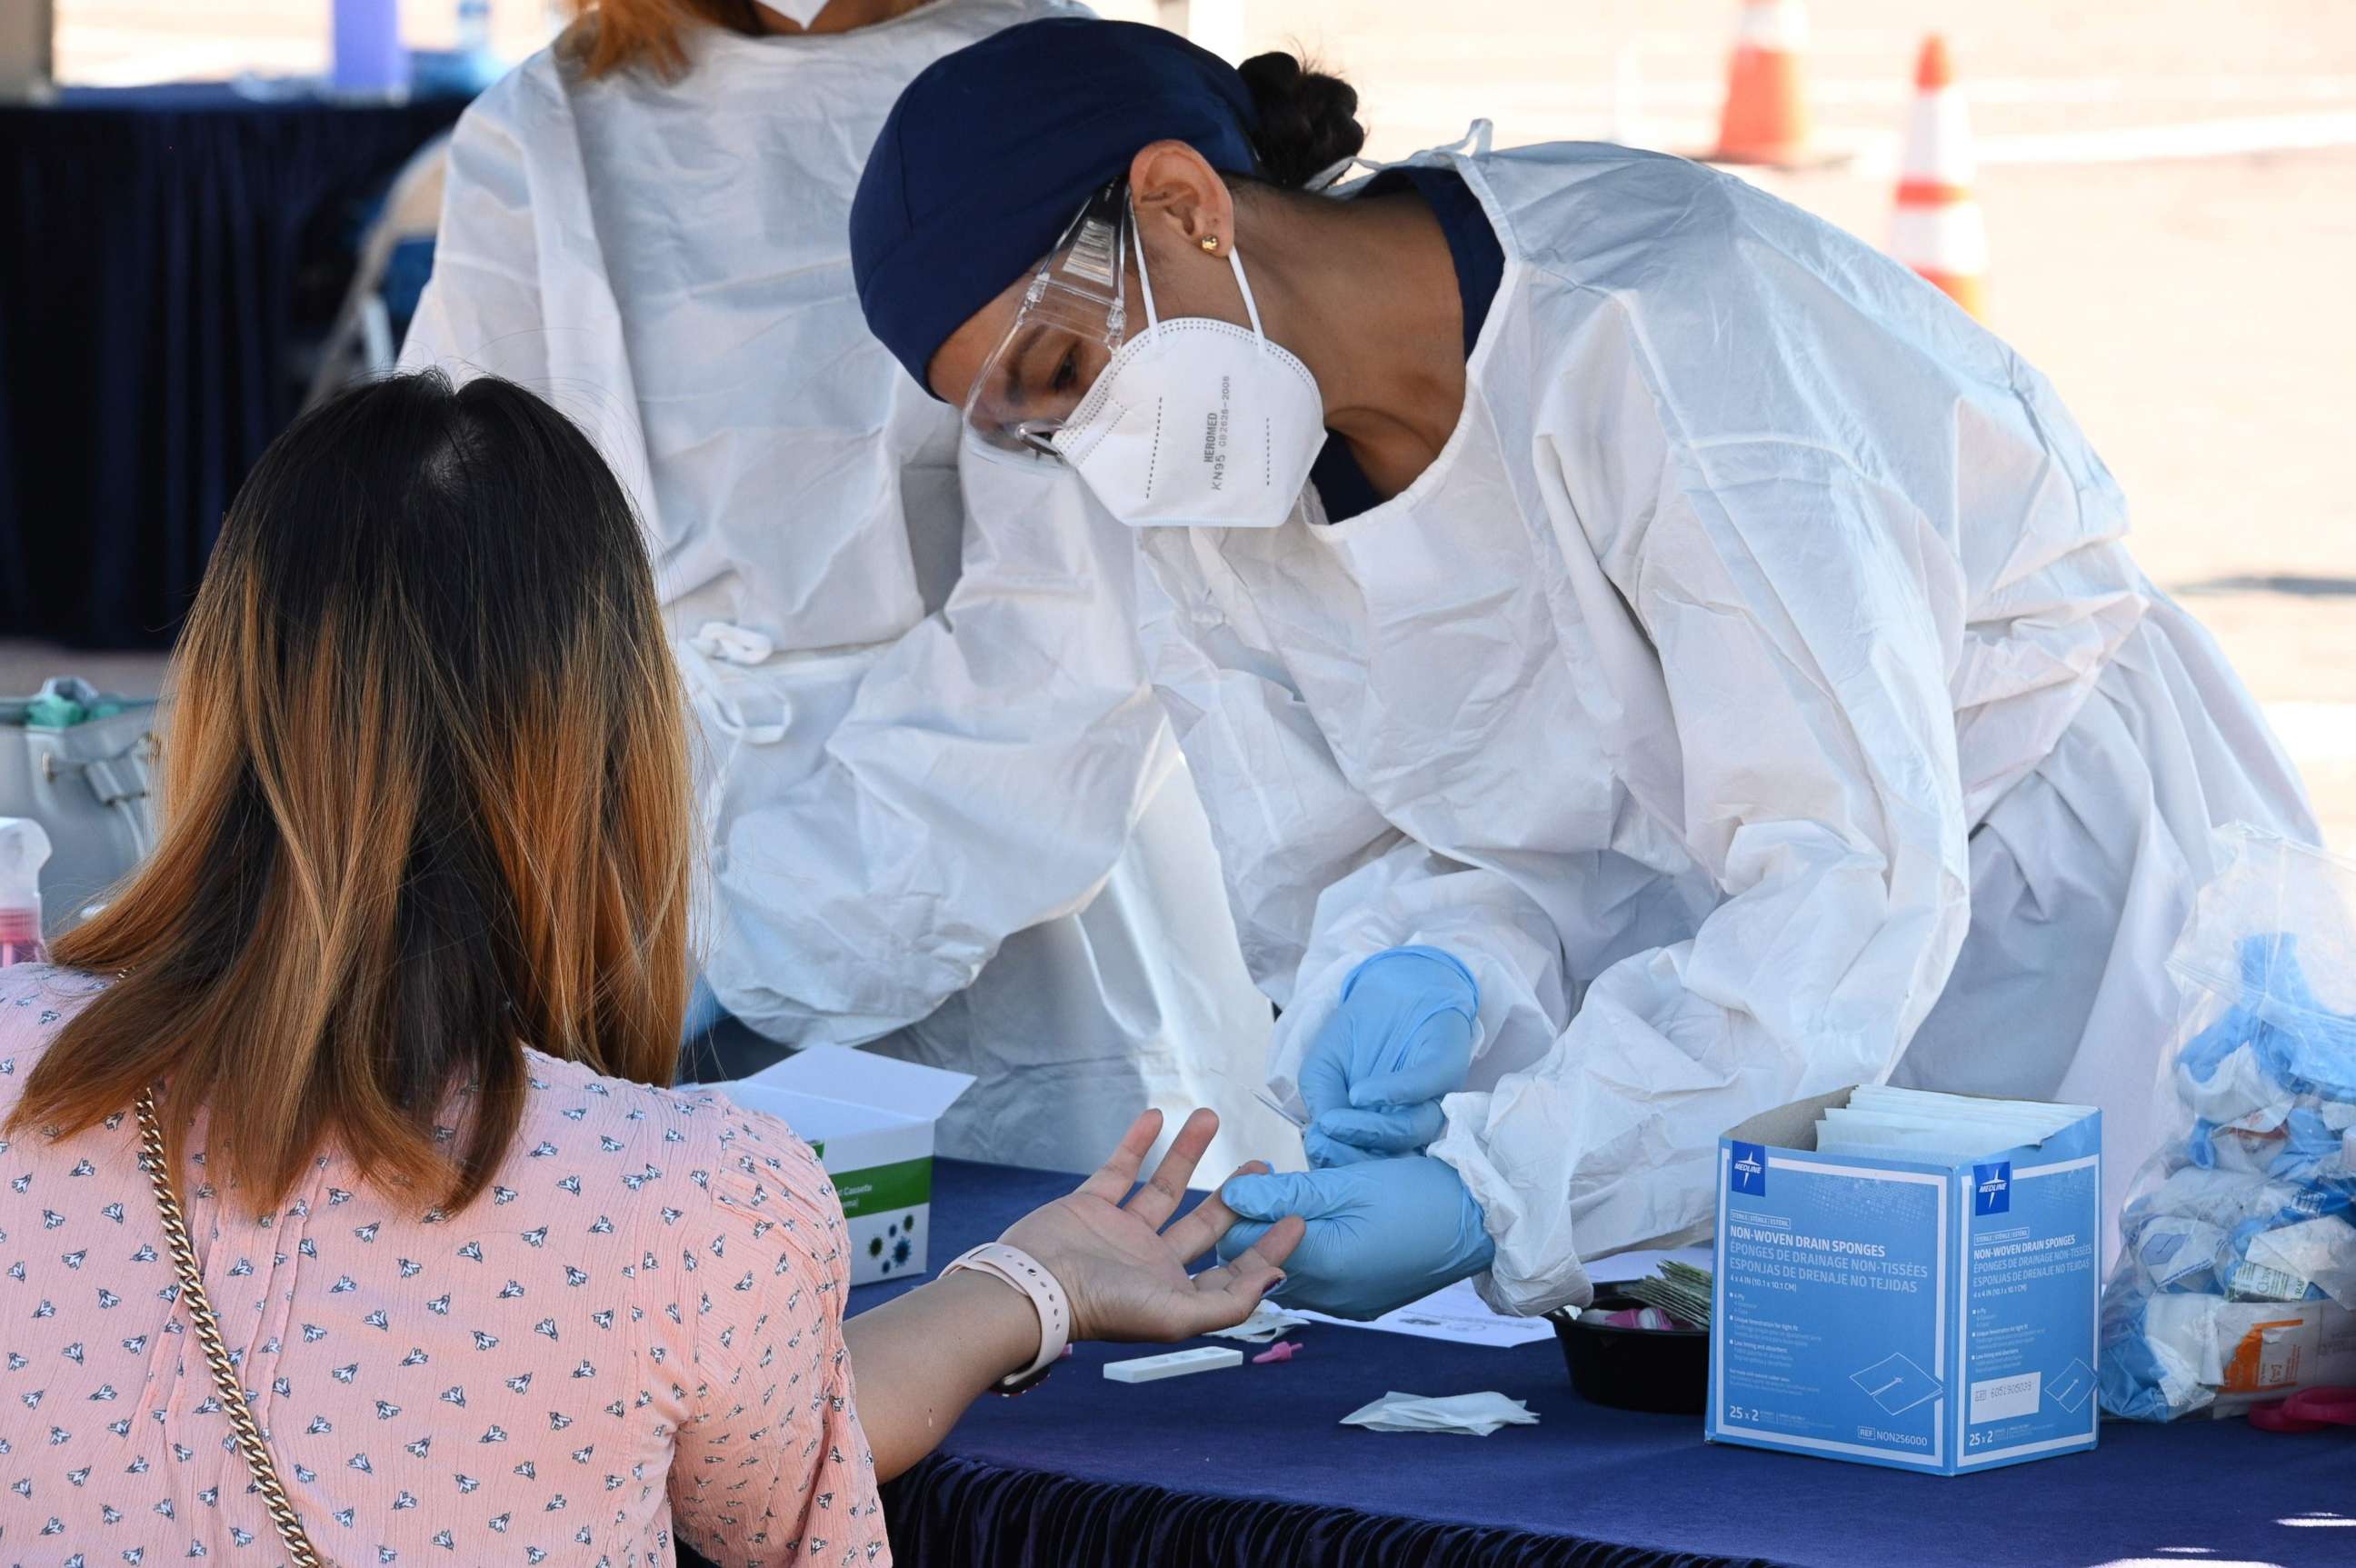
1551, 1283, 1709, 1414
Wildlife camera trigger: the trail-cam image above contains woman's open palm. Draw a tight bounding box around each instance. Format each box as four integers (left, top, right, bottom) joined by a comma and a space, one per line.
1001, 1108, 1305, 1343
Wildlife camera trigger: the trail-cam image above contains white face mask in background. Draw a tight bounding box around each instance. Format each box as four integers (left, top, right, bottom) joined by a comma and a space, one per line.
765, 0, 834, 28
1050, 212, 1325, 530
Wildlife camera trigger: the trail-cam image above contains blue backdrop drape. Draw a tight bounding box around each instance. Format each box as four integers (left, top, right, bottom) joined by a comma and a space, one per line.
0, 85, 466, 646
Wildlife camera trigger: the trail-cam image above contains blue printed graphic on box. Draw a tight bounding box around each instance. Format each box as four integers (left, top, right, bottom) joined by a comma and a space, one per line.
1973, 1162, 2012, 1216
1729, 1141, 1768, 1196
1705, 1089, 2101, 1475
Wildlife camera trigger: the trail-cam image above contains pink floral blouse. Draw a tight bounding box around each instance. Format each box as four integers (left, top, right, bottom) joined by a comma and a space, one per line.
0, 964, 887, 1567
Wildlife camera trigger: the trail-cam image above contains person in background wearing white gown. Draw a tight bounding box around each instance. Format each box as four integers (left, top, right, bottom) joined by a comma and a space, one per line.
402, 0, 1293, 1174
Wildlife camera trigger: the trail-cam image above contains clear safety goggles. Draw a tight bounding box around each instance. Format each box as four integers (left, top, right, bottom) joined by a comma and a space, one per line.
962, 181, 1133, 456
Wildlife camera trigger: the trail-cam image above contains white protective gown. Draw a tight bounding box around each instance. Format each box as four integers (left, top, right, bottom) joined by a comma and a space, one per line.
400, 2, 1289, 1174
1129, 142, 2316, 1315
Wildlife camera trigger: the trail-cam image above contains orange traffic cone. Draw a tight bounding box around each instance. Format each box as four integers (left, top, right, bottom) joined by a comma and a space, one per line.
1890, 35, 1988, 319
1707, 1, 1820, 165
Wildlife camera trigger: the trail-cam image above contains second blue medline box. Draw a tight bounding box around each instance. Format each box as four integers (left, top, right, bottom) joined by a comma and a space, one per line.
1705, 1088, 2101, 1474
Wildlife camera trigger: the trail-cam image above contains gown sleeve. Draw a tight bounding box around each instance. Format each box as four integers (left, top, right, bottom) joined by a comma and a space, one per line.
1132, 529, 1572, 1107
706, 450, 1173, 1043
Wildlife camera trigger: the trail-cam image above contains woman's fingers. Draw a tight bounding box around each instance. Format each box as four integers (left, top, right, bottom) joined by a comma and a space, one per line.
1169, 1215, 1307, 1335
1157, 1160, 1267, 1263
1073, 1109, 1163, 1205
1214, 1215, 1277, 1265
1122, 1107, 1219, 1231
1238, 1213, 1306, 1273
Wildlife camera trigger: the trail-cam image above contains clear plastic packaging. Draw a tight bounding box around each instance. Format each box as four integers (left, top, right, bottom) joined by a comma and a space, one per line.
2099, 827, 2356, 1420
0, 816, 50, 967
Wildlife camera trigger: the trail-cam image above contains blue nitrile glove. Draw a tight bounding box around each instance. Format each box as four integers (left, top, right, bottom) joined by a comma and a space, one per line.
1214, 1154, 1496, 1321
1297, 946, 1479, 1169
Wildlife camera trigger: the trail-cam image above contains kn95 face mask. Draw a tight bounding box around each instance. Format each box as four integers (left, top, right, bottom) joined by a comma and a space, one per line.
1047, 205, 1325, 529
957, 182, 1324, 530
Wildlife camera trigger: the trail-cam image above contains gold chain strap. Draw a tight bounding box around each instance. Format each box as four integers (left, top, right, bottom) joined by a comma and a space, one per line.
135, 1089, 333, 1568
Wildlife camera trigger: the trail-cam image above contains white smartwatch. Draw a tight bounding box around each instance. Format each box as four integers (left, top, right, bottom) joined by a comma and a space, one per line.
941, 1242, 1071, 1395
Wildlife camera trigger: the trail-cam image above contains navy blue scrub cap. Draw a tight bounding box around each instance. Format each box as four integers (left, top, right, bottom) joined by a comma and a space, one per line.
851, 16, 1263, 397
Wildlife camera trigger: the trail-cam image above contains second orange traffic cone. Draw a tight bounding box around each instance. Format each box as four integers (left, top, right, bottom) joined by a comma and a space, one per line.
1708, 1, 1818, 165
1889, 35, 1988, 319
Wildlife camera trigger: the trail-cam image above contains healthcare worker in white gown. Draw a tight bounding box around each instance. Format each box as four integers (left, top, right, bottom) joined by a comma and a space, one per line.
849, 20, 2320, 1317
400, 0, 1287, 1174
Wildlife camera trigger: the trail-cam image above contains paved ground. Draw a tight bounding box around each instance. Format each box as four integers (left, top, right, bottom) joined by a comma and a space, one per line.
31, 1, 2356, 844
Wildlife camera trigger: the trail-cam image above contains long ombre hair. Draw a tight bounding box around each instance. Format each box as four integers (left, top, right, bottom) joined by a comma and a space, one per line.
10, 373, 694, 1214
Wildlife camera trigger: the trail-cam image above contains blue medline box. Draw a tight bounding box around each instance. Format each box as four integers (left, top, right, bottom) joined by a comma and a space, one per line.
1705, 1087, 2102, 1474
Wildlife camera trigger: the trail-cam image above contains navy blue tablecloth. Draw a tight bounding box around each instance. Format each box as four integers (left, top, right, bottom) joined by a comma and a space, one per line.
0, 84, 468, 645
852, 1159, 2356, 1568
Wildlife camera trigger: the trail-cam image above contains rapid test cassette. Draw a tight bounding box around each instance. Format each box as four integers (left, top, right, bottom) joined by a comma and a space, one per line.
1103, 1347, 1245, 1383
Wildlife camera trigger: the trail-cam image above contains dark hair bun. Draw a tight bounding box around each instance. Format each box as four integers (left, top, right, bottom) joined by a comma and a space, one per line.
1238, 52, 1366, 188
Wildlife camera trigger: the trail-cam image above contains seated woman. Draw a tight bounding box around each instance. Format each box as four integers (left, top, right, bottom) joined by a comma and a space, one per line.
0, 372, 1297, 1565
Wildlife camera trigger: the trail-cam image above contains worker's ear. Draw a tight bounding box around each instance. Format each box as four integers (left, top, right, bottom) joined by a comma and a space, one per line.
1128, 139, 1237, 257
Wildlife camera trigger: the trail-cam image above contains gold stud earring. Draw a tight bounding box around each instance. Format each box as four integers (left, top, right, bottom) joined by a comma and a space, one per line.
1200, 234, 1221, 254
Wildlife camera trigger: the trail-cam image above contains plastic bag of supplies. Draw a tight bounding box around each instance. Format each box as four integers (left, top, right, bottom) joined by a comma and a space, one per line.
2099, 828, 2356, 1420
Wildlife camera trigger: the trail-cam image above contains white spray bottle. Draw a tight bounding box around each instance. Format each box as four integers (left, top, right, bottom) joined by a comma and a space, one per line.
0, 817, 51, 967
